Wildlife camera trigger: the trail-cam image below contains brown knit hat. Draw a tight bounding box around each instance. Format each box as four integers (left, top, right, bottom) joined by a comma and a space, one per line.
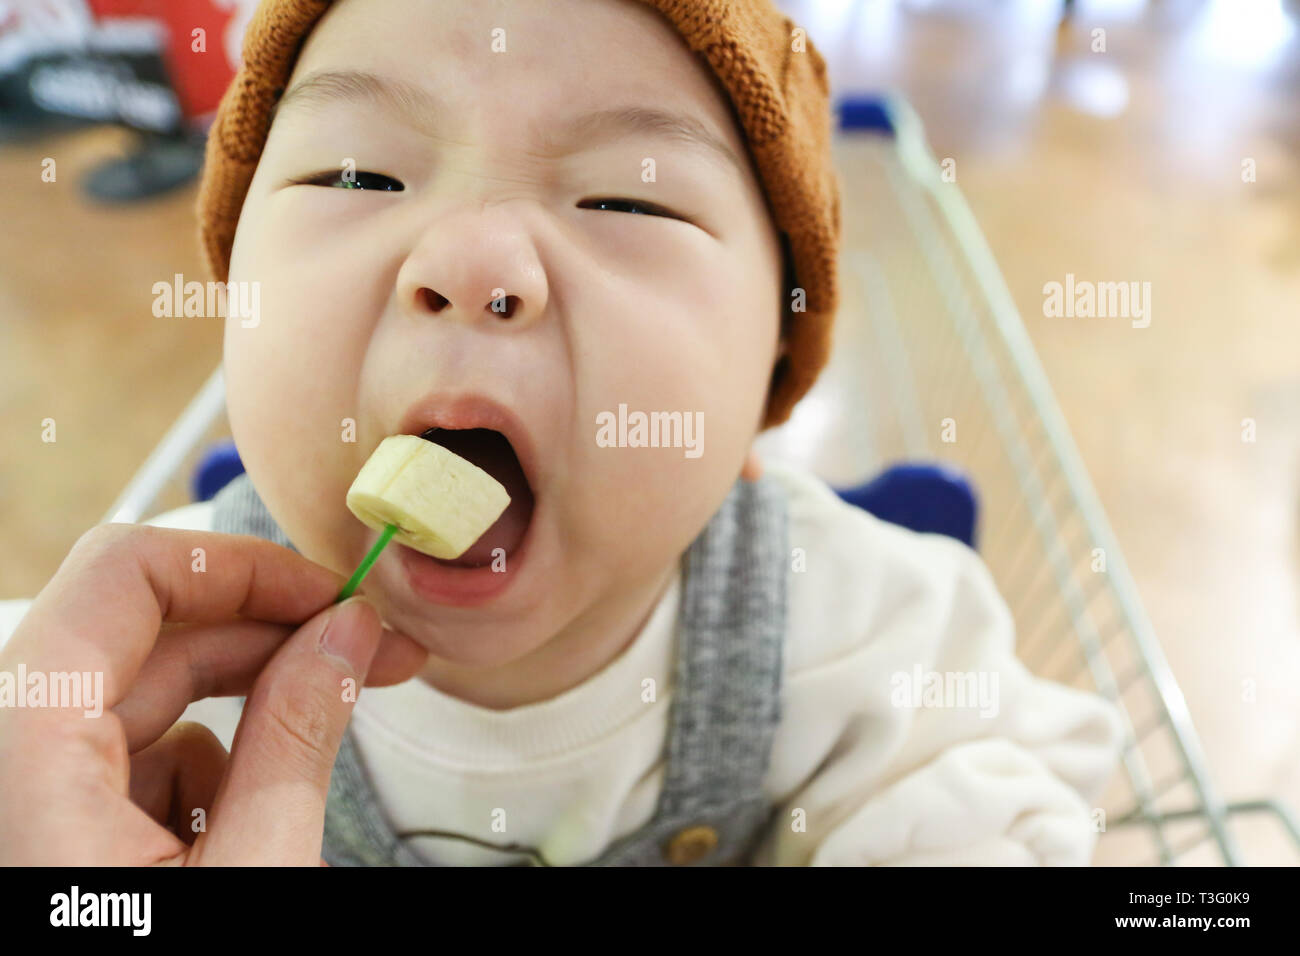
195, 0, 841, 430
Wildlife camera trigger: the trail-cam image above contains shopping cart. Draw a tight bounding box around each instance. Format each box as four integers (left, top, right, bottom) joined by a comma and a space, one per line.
104, 94, 1300, 866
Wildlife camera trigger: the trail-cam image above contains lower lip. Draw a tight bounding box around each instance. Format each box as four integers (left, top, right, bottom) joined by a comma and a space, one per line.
395, 504, 536, 609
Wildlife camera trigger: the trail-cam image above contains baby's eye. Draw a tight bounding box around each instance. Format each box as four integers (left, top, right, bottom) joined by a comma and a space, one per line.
578, 197, 682, 220
288, 170, 404, 191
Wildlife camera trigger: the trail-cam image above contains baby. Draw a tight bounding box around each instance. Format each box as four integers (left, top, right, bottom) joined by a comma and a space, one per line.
6, 0, 1125, 866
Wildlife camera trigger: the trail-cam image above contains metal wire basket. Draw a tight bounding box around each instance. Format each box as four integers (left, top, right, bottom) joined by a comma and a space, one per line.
755, 94, 1300, 866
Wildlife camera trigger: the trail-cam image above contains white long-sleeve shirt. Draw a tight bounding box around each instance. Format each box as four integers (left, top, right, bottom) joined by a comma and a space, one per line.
0, 458, 1124, 865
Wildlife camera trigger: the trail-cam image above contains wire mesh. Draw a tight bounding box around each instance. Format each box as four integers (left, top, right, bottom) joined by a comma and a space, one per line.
756, 97, 1242, 865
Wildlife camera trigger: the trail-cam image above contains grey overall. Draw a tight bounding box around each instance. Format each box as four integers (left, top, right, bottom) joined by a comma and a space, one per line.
211, 468, 789, 866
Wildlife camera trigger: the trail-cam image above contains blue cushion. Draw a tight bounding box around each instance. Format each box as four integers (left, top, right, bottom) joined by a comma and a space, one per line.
834, 463, 979, 549
837, 95, 894, 134
191, 440, 246, 503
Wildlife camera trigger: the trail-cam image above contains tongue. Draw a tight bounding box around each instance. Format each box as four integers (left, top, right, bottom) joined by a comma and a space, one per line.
420, 428, 533, 567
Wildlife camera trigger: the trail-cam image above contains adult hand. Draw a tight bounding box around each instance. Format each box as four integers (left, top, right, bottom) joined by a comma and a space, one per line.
0, 523, 426, 865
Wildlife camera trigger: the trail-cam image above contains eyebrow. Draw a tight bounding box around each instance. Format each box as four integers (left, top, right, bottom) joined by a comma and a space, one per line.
269, 68, 746, 178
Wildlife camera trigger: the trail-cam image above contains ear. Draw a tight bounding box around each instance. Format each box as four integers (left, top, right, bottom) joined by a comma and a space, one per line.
740, 447, 764, 482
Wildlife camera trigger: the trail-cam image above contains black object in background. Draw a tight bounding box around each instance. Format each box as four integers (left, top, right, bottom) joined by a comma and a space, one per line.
0, 29, 205, 200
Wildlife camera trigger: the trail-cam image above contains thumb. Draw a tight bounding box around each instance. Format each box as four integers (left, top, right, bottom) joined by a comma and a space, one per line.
194, 595, 381, 865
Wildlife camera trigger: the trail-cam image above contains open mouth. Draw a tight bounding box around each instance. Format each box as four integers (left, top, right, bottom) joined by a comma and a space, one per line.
419, 426, 535, 568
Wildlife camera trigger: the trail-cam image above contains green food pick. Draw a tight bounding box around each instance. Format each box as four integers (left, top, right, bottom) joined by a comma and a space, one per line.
333, 434, 514, 603
335, 523, 398, 603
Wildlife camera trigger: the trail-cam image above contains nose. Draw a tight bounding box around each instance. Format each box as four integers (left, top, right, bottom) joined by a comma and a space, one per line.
396, 201, 548, 329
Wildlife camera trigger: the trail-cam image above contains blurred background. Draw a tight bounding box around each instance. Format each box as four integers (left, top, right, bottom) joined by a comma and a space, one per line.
1, 0, 1297, 864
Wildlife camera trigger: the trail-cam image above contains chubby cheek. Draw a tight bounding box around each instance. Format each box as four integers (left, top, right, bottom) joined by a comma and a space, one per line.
565, 280, 774, 574
223, 251, 373, 577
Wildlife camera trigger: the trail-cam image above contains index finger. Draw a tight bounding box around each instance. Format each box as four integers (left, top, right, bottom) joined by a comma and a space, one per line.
6, 523, 348, 710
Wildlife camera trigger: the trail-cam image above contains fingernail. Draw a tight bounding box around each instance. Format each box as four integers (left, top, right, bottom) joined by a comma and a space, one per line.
319, 594, 380, 675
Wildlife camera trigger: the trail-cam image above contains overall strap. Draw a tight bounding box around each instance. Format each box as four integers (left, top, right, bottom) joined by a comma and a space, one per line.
584, 473, 788, 866
210, 472, 296, 551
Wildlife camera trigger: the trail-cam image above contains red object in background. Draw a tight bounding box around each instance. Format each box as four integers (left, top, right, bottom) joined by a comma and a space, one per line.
85, 0, 241, 127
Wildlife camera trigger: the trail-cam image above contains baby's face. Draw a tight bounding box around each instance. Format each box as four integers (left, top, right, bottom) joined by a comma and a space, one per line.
224, 0, 784, 666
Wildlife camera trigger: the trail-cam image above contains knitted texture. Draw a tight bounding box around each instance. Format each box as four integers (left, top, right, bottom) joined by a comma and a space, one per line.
194, 0, 841, 429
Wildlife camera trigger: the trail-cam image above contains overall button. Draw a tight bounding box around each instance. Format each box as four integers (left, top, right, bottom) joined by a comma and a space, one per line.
664, 825, 719, 865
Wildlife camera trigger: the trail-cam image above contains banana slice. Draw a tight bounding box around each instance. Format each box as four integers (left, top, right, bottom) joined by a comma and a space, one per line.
346, 434, 511, 559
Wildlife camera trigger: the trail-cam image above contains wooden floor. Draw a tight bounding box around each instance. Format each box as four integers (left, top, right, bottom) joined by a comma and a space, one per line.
2, 0, 1298, 864
1, 122, 224, 573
